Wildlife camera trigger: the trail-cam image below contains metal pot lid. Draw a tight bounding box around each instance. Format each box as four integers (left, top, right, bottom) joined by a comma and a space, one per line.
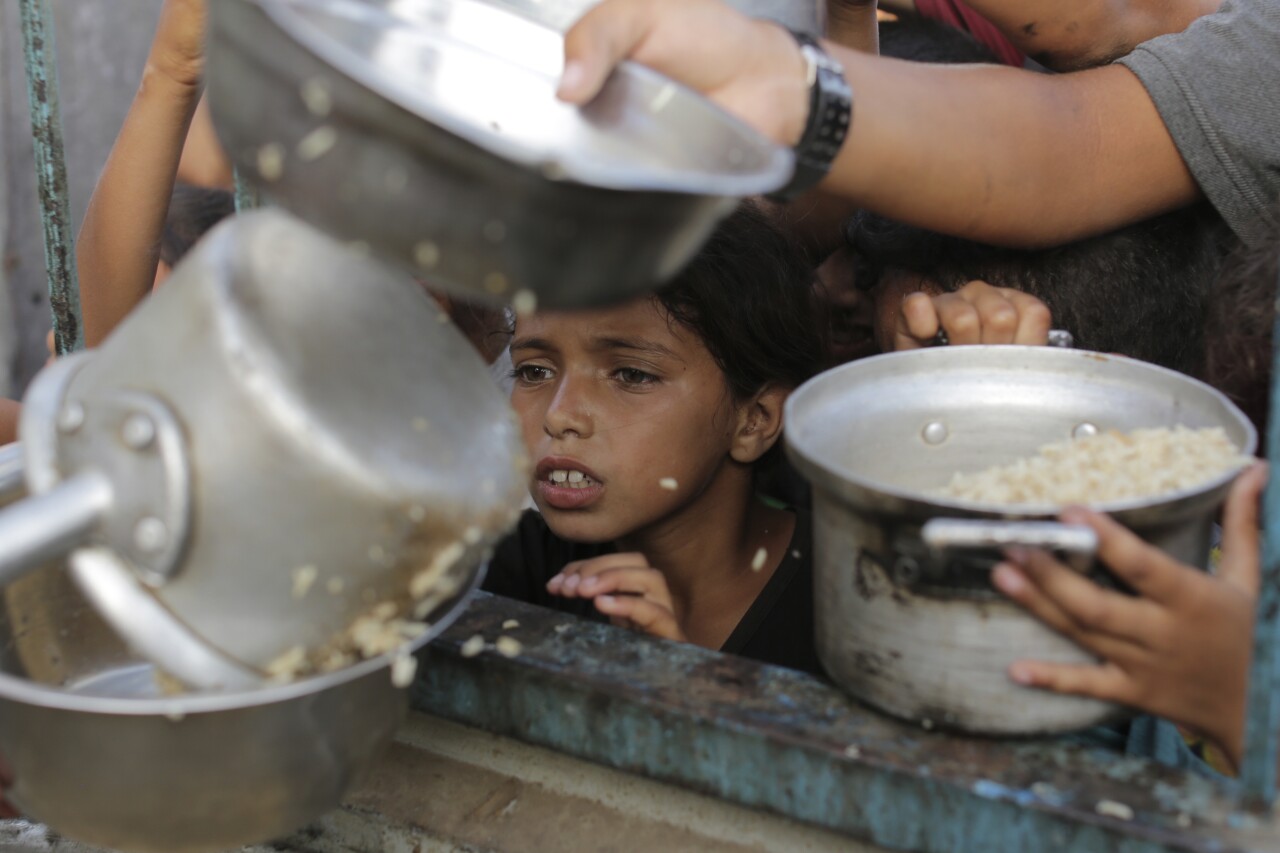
253, 0, 793, 196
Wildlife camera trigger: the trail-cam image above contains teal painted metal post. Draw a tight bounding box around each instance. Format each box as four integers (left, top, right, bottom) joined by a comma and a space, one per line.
1241, 256, 1280, 807
233, 168, 261, 213
19, 0, 84, 355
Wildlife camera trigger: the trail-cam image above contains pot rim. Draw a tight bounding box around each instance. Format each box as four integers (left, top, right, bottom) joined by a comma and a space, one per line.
785, 346, 1259, 518
246, 0, 794, 196
0, 562, 486, 716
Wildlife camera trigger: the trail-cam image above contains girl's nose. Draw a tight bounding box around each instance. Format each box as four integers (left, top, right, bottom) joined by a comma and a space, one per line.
544, 376, 593, 440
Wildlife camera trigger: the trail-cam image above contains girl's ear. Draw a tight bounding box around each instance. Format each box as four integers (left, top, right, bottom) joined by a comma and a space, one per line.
730, 384, 789, 464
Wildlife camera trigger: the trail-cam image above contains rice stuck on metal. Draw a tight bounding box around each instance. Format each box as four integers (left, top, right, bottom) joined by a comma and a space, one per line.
936, 426, 1250, 506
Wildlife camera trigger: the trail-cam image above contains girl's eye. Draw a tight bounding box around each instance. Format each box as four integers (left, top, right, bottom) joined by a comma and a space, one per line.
613, 367, 659, 386
512, 364, 553, 383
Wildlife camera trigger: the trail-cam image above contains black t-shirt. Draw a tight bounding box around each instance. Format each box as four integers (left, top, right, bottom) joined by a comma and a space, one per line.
484, 509, 822, 676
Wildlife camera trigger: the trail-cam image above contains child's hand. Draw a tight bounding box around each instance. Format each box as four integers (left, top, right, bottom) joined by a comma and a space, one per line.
148, 0, 207, 89
892, 280, 1052, 350
992, 461, 1267, 771
547, 553, 686, 642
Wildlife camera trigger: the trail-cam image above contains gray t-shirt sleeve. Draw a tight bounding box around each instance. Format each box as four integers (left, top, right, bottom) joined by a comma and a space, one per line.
1117, 0, 1280, 247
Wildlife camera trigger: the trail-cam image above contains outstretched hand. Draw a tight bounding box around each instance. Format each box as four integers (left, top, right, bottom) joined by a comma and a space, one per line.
892, 280, 1052, 350
558, 0, 810, 147
148, 0, 207, 89
548, 553, 686, 642
993, 462, 1267, 772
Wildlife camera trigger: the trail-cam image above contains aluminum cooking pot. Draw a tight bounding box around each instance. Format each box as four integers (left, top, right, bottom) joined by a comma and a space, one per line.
0, 210, 525, 689
206, 0, 793, 308
785, 346, 1256, 734
0, 558, 454, 853
482, 0, 825, 34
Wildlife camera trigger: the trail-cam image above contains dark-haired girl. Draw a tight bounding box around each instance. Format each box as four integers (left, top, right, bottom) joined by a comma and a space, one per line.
484, 203, 827, 673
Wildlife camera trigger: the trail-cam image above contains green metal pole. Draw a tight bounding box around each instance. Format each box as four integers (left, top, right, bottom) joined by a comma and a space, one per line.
1241, 256, 1280, 808
19, 0, 83, 355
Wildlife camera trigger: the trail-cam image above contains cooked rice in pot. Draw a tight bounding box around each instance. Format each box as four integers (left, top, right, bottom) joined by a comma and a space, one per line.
936, 426, 1250, 506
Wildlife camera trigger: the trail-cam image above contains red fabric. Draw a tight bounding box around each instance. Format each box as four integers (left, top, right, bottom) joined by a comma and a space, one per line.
913, 0, 1026, 67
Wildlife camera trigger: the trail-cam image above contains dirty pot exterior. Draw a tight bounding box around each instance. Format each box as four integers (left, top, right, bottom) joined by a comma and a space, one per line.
786, 347, 1257, 734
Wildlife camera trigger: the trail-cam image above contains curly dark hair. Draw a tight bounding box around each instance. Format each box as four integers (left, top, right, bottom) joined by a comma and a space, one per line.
656, 202, 826, 402
1203, 211, 1280, 445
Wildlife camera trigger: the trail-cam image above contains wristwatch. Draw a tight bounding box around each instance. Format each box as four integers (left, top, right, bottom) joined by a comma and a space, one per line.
768, 31, 853, 203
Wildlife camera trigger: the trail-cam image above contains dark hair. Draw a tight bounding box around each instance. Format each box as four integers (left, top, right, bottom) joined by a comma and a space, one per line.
656, 202, 826, 402
847, 205, 1233, 375
159, 183, 235, 268
878, 16, 998, 64
1203, 212, 1280, 444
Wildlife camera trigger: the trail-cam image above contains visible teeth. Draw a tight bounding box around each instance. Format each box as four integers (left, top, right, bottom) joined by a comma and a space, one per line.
548, 469, 595, 488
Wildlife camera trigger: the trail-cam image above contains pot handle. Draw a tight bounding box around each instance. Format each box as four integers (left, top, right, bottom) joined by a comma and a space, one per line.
0, 472, 112, 587
921, 518, 1097, 573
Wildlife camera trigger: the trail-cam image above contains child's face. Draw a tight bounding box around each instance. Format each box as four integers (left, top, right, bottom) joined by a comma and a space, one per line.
509, 298, 742, 544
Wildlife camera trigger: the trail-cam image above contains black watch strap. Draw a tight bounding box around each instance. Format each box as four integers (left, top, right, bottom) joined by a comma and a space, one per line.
768, 31, 853, 203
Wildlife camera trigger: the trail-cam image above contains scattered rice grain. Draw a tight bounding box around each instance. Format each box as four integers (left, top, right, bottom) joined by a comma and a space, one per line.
460, 635, 486, 657
495, 636, 523, 658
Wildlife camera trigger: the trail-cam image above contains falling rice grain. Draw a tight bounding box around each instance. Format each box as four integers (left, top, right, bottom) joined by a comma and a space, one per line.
300, 78, 333, 117
1095, 800, 1134, 821
291, 564, 318, 599
390, 654, 418, 688
296, 125, 338, 161
512, 289, 537, 316
658, 477, 678, 491
257, 143, 286, 181
751, 547, 767, 572
460, 635, 486, 658
414, 241, 441, 270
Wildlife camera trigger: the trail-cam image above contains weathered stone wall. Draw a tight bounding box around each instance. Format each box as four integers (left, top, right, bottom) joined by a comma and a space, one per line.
0, 0, 164, 396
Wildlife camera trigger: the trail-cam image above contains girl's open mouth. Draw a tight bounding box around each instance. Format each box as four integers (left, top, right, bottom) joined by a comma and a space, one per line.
535, 460, 605, 510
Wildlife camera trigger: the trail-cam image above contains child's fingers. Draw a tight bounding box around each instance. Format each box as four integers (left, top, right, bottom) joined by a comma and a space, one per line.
1219, 461, 1268, 597
576, 567, 672, 604
993, 560, 1145, 660
969, 288, 1020, 345
931, 293, 982, 345
1007, 658, 1133, 704
549, 553, 650, 596
999, 549, 1152, 643
1059, 507, 1191, 605
594, 594, 683, 641
894, 292, 941, 350
1004, 290, 1053, 345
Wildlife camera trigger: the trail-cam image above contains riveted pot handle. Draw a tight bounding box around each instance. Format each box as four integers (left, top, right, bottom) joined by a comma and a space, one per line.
921, 518, 1097, 573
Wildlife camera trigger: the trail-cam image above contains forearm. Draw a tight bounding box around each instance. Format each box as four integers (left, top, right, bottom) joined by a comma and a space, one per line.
76, 67, 199, 347
955, 0, 1222, 70
822, 50, 1200, 246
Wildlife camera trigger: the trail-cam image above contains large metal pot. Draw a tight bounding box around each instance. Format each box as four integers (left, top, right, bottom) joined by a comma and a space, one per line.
3, 210, 525, 689
785, 347, 1257, 734
206, 0, 792, 308
0, 557, 458, 853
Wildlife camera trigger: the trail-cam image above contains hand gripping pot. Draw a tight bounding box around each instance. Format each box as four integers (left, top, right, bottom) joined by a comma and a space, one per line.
205, 0, 793, 308
784, 346, 1256, 735
5, 209, 527, 689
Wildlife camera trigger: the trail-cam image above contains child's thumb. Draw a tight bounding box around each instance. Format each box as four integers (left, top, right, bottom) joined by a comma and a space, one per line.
1220, 461, 1268, 596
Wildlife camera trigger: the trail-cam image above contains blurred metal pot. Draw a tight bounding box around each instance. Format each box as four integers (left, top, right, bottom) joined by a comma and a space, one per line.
6, 210, 525, 689
206, 0, 793, 308
0, 558, 455, 853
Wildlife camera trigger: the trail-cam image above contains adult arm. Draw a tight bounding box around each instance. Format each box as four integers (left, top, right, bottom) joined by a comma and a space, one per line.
559, 0, 1199, 248
957, 0, 1222, 70
75, 0, 205, 348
